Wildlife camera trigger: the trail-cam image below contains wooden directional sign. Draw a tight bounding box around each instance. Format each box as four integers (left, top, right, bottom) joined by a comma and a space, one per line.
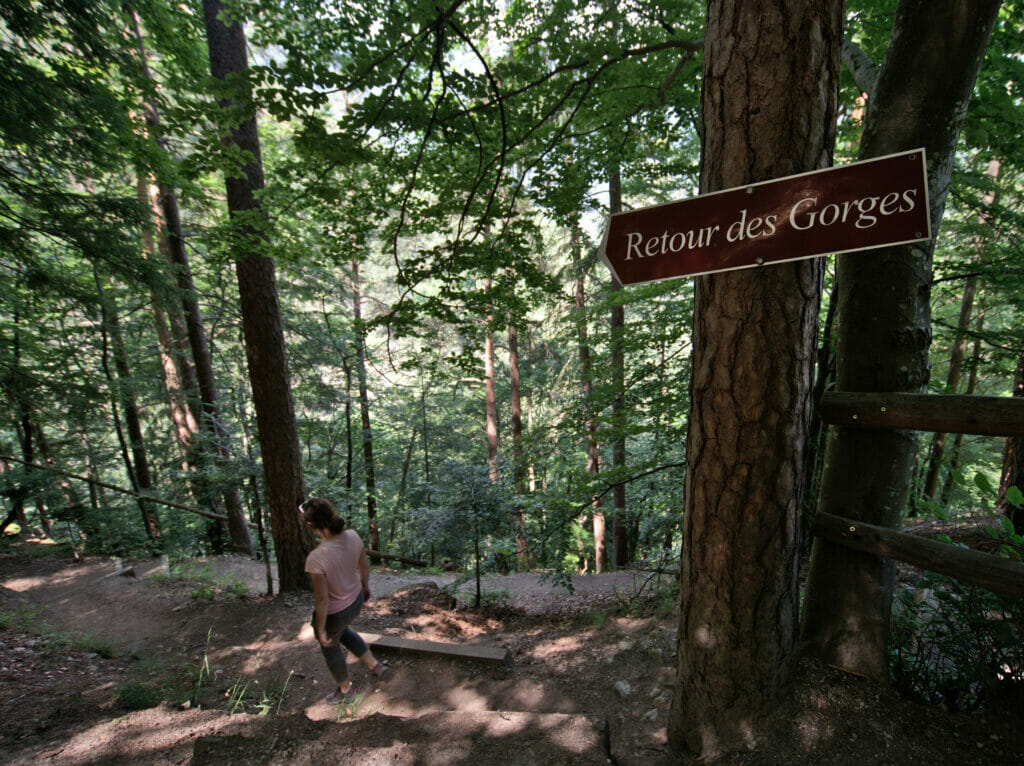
599, 149, 931, 286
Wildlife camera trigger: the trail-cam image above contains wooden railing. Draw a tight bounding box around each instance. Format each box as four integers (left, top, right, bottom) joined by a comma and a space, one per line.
813, 392, 1024, 598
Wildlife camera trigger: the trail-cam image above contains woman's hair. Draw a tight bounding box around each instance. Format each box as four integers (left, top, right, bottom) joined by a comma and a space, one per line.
300, 497, 345, 534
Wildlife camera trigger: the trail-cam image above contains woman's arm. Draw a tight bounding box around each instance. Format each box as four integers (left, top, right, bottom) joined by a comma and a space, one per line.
309, 571, 332, 646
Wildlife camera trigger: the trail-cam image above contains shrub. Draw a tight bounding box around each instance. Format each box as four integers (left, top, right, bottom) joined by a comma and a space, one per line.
889, 518, 1024, 711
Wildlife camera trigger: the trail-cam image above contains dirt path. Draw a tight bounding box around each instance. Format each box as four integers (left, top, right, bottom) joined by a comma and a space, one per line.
1, 549, 1021, 765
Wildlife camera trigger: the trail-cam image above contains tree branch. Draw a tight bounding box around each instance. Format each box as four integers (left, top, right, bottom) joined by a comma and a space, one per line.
841, 37, 879, 96
0, 455, 237, 524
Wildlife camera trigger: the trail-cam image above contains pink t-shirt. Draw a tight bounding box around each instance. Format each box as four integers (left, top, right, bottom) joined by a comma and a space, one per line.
304, 529, 364, 613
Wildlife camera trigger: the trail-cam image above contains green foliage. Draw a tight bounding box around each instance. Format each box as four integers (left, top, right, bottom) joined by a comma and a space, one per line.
0, 0, 1019, 584
189, 629, 214, 706
889, 521, 1024, 711
0, 604, 40, 631
114, 680, 164, 711
585, 606, 611, 629
153, 561, 250, 601
0, 603, 128, 659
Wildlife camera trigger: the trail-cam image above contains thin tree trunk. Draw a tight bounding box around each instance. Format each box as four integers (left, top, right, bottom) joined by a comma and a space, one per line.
669, 1, 840, 757
130, 9, 254, 557
95, 274, 163, 543
351, 259, 381, 559
391, 427, 418, 548
421, 383, 432, 505
920, 273, 978, 499
801, 0, 1002, 679
483, 279, 500, 482
0, 454, 29, 536
5, 314, 35, 536
238, 390, 274, 595
202, 0, 309, 589
608, 168, 628, 569
509, 319, 528, 568
343, 351, 354, 514
136, 175, 200, 461
574, 225, 606, 573
942, 296, 986, 504
921, 161, 998, 501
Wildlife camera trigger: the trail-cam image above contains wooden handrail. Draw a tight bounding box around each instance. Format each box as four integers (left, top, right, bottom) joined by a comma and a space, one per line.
811, 512, 1024, 599
819, 392, 1024, 437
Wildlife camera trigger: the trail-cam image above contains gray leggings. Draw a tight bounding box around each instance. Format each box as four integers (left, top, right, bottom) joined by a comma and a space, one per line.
313, 592, 368, 684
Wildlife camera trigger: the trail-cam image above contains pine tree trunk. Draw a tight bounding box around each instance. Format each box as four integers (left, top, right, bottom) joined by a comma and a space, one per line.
202, 0, 309, 589
800, 0, 1002, 679
668, 1, 840, 757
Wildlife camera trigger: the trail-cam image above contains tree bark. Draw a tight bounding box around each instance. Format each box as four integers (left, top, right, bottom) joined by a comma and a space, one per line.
201, 0, 310, 589
668, 1, 840, 757
800, 0, 1002, 679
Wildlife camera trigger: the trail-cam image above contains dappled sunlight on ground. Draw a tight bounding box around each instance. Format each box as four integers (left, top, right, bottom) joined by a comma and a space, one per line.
4, 552, 1023, 765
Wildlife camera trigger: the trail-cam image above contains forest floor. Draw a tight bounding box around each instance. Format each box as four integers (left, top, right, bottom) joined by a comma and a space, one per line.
0, 539, 1022, 765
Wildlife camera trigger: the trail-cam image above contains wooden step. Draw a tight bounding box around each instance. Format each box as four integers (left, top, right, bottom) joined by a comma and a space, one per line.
360, 632, 512, 666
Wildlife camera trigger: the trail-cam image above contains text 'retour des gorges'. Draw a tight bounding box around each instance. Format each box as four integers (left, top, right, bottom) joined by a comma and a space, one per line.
600, 149, 931, 285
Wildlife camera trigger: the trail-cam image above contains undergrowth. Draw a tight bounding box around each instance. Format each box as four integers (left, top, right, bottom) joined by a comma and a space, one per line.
151, 560, 250, 601
889, 517, 1024, 711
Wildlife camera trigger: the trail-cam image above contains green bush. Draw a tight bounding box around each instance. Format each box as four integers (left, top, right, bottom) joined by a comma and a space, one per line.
889, 518, 1024, 711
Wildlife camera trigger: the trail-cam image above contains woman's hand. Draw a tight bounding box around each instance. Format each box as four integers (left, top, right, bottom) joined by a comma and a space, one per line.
318, 629, 334, 648
363, 584, 372, 603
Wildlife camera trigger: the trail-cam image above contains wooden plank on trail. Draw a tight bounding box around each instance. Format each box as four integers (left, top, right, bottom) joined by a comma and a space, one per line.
360, 633, 511, 666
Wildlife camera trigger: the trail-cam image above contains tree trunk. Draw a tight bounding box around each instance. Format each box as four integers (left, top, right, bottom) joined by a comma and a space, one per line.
668, 1, 840, 757
130, 10, 255, 557
483, 279, 500, 482
608, 168, 628, 569
942, 297, 985, 504
136, 175, 200, 461
508, 319, 528, 568
201, 0, 309, 589
801, 0, 1002, 679
921, 160, 998, 501
574, 226, 605, 573
95, 275, 163, 544
351, 259, 381, 558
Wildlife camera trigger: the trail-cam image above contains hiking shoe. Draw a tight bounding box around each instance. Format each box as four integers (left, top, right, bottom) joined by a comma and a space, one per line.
326, 685, 357, 705
371, 661, 389, 679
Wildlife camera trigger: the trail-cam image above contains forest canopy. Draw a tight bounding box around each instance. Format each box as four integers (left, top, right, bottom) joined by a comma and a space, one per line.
0, 0, 1021, 587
